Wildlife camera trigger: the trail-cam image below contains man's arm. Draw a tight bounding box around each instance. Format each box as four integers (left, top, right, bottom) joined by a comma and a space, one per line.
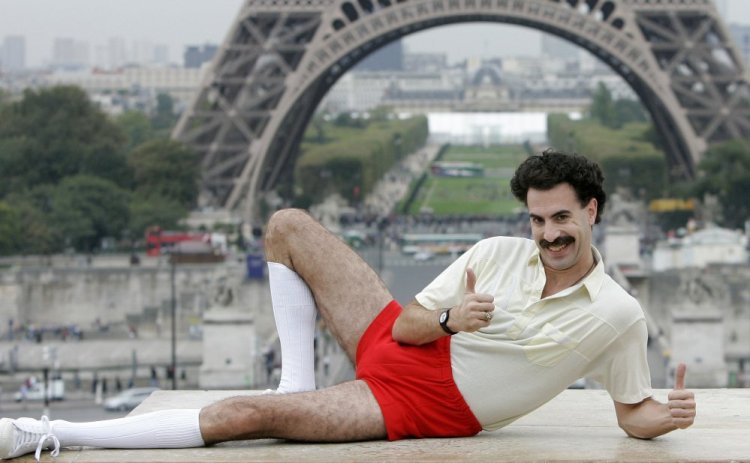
392, 268, 494, 345
614, 363, 696, 439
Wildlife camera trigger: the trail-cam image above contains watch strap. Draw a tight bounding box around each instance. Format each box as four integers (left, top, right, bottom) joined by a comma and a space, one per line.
440, 308, 457, 335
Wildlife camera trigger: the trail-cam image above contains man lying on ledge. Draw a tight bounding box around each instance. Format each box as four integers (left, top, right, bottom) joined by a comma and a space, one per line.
0, 150, 695, 461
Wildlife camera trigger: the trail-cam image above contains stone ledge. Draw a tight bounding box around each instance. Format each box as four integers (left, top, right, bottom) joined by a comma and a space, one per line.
17, 389, 750, 462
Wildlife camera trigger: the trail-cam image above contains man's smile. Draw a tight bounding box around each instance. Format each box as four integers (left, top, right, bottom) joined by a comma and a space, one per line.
541, 236, 574, 253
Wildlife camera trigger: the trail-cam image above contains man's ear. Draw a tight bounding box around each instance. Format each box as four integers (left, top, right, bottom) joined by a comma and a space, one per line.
586, 198, 598, 225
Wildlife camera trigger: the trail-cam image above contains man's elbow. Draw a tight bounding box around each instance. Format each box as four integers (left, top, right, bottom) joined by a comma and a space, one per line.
391, 316, 415, 344
617, 418, 673, 440
391, 322, 408, 344
618, 421, 655, 440
391, 323, 426, 345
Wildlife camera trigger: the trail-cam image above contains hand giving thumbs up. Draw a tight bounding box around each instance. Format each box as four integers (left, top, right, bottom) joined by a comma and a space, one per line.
450, 268, 495, 333
667, 363, 696, 429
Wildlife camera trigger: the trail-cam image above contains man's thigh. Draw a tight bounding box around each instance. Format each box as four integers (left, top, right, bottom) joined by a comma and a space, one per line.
265, 209, 393, 361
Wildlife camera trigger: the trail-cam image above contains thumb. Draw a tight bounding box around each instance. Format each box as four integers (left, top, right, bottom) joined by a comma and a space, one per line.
465, 268, 476, 294
674, 363, 686, 390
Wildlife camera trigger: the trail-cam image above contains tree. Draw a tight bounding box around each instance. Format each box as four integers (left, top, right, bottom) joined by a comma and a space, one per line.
151, 93, 178, 133
127, 192, 188, 239
696, 139, 750, 228
311, 114, 327, 144
116, 110, 155, 153
0, 201, 22, 255
0, 86, 129, 195
589, 82, 617, 128
589, 83, 648, 129
48, 175, 131, 252
6, 186, 68, 254
0, 89, 10, 108
128, 139, 200, 208
722, 175, 750, 229
601, 153, 667, 201
641, 124, 664, 150
613, 99, 648, 125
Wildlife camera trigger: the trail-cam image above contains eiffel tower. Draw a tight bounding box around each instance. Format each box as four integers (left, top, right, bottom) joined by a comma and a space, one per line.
172, 0, 750, 221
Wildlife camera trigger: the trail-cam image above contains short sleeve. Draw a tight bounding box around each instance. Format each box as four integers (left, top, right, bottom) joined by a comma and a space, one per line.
585, 319, 653, 404
414, 245, 475, 311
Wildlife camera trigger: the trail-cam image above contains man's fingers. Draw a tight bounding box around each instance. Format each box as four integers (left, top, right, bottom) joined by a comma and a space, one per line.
669, 407, 696, 418
465, 268, 477, 294
672, 418, 694, 429
675, 363, 687, 390
668, 397, 695, 409
668, 366, 695, 430
667, 391, 694, 402
470, 294, 494, 303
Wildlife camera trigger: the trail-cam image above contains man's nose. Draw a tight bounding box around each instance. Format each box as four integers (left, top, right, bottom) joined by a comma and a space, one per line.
543, 224, 561, 242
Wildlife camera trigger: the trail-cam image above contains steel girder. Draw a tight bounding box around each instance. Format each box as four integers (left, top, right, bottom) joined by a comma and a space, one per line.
172, 0, 750, 222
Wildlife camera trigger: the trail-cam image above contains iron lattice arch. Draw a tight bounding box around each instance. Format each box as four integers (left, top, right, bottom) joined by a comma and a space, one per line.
172, 0, 750, 221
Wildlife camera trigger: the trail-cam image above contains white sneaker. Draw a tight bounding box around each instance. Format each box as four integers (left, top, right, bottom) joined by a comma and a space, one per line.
0, 416, 61, 461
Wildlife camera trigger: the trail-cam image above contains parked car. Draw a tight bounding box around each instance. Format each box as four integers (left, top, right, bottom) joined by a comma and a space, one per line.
14, 379, 65, 402
413, 250, 435, 261
103, 387, 160, 411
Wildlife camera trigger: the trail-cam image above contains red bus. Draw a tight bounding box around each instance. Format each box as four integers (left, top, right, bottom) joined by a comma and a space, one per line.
145, 226, 211, 257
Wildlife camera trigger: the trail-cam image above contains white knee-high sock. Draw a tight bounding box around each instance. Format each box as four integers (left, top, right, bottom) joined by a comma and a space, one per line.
267, 262, 317, 393
52, 409, 204, 448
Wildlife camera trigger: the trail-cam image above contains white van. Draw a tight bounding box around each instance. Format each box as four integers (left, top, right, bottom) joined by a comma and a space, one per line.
14, 379, 65, 402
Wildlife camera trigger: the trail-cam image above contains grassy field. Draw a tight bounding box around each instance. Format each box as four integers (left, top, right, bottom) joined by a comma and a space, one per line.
406, 145, 528, 216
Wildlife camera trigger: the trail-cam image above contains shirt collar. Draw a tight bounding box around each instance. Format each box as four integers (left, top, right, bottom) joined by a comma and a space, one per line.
583, 246, 605, 300
527, 245, 605, 301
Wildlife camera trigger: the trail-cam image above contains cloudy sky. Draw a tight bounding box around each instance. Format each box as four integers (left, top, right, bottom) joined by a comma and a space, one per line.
0, 0, 748, 67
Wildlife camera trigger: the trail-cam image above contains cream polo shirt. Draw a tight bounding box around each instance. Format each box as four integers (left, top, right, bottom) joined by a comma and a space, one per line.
415, 236, 653, 431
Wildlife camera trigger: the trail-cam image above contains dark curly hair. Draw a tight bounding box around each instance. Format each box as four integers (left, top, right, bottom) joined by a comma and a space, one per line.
510, 149, 606, 224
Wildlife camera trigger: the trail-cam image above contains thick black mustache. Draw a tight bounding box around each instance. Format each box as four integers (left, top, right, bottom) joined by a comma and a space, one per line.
540, 236, 574, 249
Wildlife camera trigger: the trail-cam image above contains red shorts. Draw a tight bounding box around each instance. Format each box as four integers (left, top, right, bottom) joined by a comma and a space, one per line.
355, 300, 482, 440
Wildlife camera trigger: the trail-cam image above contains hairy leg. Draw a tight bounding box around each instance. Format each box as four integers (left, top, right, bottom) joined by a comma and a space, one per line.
264, 209, 393, 361
199, 380, 386, 443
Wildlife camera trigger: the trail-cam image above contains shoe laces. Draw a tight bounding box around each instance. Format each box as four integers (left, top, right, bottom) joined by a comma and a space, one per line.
17, 416, 60, 461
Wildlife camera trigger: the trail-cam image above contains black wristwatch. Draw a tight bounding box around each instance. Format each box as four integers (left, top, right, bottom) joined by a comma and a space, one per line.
439, 309, 458, 335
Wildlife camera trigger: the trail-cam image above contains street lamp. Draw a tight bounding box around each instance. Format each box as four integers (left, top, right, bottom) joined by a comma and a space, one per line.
377, 217, 389, 275
41, 346, 57, 417
169, 254, 178, 390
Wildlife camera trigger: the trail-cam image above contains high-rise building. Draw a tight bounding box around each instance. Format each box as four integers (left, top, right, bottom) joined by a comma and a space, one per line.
52, 38, 89, 69
153, 45, 170, 66
355, 40, 403, 71
1, 35, 26, 72
107, 37, 129, 69
184, 44, 218, 69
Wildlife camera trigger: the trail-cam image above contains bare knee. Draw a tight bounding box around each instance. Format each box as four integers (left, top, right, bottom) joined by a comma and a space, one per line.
200, 397, 264, 444
265, 208, 314, 264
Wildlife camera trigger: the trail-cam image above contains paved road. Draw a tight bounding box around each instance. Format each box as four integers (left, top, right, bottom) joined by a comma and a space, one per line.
0, 397, 128, 421
358, 248, 454, 304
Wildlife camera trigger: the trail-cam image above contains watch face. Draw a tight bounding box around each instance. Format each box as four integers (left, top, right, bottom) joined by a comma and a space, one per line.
439, 311, 448, 324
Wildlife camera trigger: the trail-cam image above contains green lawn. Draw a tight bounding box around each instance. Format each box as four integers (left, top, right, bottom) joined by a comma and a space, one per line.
441, 145, 528, 169
407, 145, 528, 216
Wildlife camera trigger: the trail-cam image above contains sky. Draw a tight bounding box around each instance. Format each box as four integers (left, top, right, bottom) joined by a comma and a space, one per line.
1, 0, 749, 67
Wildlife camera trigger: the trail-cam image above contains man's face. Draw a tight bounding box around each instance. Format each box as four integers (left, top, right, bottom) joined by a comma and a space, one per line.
526, 183, 597, 272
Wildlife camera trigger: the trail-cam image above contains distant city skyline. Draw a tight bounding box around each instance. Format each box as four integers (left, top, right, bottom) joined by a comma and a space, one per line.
1, 0, 750, 68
